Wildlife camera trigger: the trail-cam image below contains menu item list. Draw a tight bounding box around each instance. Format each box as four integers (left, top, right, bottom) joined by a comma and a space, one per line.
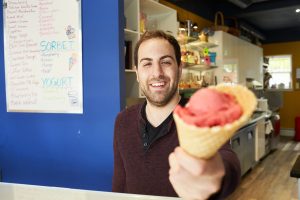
3, 0, 83, 113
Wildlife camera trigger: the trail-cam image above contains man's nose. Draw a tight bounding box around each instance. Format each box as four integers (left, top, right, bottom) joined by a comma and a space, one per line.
152, 62, 164, 77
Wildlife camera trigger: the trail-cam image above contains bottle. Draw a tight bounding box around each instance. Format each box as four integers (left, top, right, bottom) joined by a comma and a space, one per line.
140, 12, 146, 33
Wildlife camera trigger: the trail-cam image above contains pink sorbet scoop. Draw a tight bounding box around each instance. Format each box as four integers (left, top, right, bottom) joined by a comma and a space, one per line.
174, 88, 243, 127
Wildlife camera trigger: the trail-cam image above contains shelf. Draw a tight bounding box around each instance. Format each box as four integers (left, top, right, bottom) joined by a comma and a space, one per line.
140, 0, 177, 37
125, 29, 139, 40
179, 88, 202, 98
185, 41, 218, 51
125, 29, 139, 35
124, 0, 177, 101
124, 0, 139, 32
141, 0, 175, 15
125, 69, 136, 73
182, 63, 218, 71
177, 36, 198, 45
179, 88, 199, 94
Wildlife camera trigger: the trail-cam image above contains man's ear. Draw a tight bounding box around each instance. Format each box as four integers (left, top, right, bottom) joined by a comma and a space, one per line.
135, 66, 139, 83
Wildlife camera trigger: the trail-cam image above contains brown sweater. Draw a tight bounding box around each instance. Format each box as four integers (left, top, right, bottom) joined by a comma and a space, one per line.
112, 102, 241, 199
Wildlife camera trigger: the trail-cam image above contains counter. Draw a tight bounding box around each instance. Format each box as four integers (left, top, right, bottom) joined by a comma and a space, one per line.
230, 111, 268, 176
247, 111, 267, 126
237, 110, 270, 131
0, 182, 181, 200
231, 122, 256, 176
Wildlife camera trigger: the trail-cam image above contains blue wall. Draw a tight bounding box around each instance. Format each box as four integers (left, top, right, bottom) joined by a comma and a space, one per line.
0, 0, 124, 191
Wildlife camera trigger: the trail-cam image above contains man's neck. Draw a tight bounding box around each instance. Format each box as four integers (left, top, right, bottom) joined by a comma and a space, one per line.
146, 94, 181, 127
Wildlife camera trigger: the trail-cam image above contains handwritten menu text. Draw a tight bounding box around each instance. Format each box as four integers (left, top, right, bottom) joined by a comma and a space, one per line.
4, 0, 82, 113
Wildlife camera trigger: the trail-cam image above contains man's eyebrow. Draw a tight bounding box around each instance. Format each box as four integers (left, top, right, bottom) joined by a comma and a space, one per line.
160, 55, 175, 61
139, 58, 152, 64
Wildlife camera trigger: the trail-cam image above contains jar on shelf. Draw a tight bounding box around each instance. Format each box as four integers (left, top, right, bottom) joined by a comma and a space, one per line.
209, 52, 217, 65
181, 49, 187, 63
199, 32, 208, 42
187, 52, 195, 64
140, 12, 147, 33
178, 80, 189, 89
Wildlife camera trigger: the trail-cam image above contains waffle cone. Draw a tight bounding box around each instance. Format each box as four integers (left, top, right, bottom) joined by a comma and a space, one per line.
174, 84, 257, 159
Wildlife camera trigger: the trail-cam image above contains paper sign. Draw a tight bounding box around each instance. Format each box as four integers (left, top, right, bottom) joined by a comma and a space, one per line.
3, 0, 83, 113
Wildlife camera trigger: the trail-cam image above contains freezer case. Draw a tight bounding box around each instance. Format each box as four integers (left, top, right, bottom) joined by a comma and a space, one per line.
231, 123, 256, 176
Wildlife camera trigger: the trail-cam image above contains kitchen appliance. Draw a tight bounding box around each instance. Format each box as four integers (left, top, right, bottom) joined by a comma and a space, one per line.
246, 78, 263, 90
263, 90, 283, 111
252, 80, 263, 90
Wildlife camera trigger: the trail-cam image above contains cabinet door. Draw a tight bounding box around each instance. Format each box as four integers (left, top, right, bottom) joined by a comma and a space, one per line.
222, 32, 239, 83
232, 125, 256, 176
239, 131, 249, 175
211, 31, 263, 85
238, 39, 263, 84
211, 31, 239, 84
255, 119, 266, 161
231, 134, 244, 175
242, 130, 255, 173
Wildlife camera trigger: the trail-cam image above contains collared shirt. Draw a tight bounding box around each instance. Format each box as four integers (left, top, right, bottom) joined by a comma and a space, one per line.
140, 98, 188, 151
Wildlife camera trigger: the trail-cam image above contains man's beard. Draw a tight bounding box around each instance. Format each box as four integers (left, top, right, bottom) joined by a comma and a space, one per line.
140, 72, 180, 107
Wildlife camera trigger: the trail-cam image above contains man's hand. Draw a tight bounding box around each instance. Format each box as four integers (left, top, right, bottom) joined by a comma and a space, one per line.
169, 147, 225, 200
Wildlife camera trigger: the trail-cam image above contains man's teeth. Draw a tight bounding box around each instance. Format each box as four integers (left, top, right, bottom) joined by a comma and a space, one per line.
151, 82, 165, 87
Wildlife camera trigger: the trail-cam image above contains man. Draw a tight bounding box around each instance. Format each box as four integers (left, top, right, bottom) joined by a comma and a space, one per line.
113, 30, 241, 200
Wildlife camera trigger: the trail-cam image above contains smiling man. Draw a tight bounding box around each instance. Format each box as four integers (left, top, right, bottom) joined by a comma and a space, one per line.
113, 30, 241, 200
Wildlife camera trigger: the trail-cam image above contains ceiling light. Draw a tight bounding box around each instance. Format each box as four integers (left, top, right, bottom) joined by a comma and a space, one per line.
296, 9, 300, 13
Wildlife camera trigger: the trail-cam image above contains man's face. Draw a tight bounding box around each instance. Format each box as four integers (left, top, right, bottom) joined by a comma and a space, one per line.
136, 38, 182, 107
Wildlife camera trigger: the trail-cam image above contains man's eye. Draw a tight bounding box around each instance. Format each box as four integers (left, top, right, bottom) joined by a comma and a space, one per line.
161, 61, 171, 65
142, 62, 151, 67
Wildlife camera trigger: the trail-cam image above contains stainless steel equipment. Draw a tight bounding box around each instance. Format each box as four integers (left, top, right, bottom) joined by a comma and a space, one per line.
231, 123, 256, 176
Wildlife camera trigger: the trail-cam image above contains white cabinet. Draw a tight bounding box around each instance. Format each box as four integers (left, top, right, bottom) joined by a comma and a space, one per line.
255, 118, 266, 161
210, 31, 263, 85
123, 0, 177, 104
238, 39, 263, 84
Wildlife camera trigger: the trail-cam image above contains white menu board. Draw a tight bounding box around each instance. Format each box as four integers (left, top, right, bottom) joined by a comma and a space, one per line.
3, 0, 83, 113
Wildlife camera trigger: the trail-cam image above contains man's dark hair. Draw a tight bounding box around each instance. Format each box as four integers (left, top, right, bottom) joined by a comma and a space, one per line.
134, 30, 181, 67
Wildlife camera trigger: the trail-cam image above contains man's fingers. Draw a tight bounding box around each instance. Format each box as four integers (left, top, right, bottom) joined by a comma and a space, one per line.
174, 147, 209, 176
169, 152, 180, 174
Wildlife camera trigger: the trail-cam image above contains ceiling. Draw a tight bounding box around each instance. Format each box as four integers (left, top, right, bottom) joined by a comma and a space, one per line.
165, 0, 300, 43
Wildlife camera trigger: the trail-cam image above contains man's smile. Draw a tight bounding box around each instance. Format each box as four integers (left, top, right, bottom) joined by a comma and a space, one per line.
150, 81, 166, 87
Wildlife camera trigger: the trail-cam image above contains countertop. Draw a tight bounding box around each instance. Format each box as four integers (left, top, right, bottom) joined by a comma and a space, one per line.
249, 111, 269, 124
0, 182, 181, 200
239, 111, 270, 130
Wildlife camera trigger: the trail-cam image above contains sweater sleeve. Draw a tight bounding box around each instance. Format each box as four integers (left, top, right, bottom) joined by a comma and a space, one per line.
112, 113, 126, 192
209, 142, 241, 200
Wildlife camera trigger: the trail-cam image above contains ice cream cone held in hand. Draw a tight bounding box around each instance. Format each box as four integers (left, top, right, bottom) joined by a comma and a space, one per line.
173, 84, 257, 159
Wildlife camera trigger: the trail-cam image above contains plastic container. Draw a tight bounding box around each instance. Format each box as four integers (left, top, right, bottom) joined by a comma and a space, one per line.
209, 52, 216, 64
